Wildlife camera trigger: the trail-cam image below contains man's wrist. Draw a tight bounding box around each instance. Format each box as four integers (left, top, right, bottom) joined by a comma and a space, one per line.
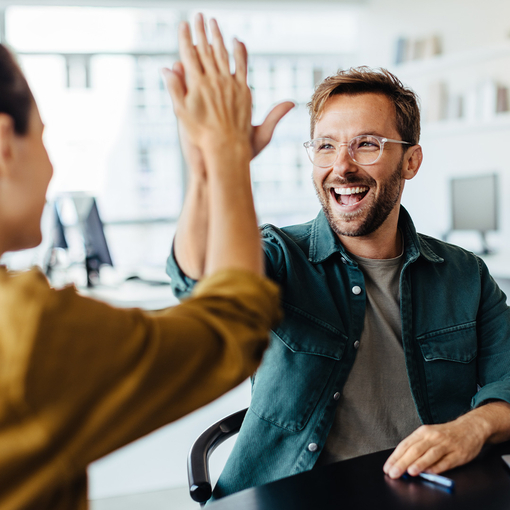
461, 402, 508, 444
467, 410, 493, 443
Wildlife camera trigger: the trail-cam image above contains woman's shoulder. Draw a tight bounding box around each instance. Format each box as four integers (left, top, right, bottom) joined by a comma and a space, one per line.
0, 266, 68, 312
0, 266, 50, 289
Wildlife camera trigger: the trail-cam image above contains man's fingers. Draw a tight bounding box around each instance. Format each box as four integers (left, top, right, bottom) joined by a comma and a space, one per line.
383, 423, 480, 479
424, 452, 459, 475
252, 101, 295, 157
210, 18, 231, 76
388, 444, 432, 478
178, 21, 203, 79
383, 426, 430, 474
406, 445, 447, 476
385, 435, 416, 467
383, 431, 434, 478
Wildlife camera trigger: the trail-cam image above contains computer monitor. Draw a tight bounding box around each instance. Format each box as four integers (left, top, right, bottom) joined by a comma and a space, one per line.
450, 173, 499, 254
52, 202, 68, 250
44, 203, 69, 280
72, 195, 113, 286
47, 194, 113, 287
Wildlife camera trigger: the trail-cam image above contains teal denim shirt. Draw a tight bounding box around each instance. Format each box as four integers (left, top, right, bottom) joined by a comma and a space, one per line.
166, 206, 510, 500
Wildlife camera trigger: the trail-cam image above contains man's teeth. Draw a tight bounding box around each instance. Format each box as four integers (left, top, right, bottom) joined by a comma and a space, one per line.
334, 186, 369, 195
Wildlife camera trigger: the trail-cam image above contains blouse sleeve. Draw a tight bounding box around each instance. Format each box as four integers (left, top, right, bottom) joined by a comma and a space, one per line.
0, 267, 280, 474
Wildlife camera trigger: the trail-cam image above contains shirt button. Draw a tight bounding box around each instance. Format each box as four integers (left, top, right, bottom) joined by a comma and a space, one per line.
333, 392, 341, 400
308, 443, 318, 452
354, 340, 360, 349
352, 285, 362, 295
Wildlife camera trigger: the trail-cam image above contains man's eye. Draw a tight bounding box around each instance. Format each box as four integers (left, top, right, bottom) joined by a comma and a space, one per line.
317, 143, 335, 151
356, 141, 379, 150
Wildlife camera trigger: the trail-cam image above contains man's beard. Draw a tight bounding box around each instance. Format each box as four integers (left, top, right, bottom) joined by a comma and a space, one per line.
314, 159, 403, 238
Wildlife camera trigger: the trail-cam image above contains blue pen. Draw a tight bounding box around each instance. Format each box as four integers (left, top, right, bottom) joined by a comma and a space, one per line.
417, 472, 455, 488
401, 471, 455, 489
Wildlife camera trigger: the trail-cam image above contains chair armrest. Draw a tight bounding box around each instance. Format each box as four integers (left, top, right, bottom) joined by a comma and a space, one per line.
187, 408, 248, 504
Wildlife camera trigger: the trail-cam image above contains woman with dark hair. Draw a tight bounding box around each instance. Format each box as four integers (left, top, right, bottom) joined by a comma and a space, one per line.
0, 16, 282, 509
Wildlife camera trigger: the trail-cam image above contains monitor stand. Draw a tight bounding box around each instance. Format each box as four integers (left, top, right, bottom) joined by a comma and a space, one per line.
442, 230, 494, 256
480, 231, 492, 255
85, 255, 102, 288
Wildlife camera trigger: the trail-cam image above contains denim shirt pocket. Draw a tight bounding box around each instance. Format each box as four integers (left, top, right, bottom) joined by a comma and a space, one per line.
417, 321, 478, 422
250, 303, 347, 433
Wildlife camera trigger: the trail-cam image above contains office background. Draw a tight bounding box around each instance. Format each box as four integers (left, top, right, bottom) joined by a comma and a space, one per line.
1, 0, 510, 508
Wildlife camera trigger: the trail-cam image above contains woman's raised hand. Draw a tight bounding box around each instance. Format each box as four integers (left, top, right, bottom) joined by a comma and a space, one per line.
163, 14, 253, 168
163, 14, 292, 278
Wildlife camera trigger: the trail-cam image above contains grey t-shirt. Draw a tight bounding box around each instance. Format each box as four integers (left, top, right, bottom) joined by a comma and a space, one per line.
316, 251, 422, 466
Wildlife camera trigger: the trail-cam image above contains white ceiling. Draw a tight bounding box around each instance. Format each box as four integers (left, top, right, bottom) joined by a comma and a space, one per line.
0, 0, 366, 6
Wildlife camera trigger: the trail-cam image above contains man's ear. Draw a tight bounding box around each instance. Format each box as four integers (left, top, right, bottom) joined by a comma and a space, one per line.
402, 145, 422, 181
0, 114, 16, 178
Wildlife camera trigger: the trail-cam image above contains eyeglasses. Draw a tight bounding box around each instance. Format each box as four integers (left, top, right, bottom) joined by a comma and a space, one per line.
303, 135, 412, 167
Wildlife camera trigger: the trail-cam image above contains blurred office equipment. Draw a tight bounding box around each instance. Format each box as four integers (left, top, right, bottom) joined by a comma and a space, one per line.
44, 203, 69, 282
75, 195, 114, 287
449, 173, 499, 254
46, 193, 113, 287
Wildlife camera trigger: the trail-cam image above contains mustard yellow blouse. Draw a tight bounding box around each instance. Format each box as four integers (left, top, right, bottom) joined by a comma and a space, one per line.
0, 267, 280, 509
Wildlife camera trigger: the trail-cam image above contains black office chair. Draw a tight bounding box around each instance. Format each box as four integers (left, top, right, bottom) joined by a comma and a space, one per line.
188, 408, 248, 505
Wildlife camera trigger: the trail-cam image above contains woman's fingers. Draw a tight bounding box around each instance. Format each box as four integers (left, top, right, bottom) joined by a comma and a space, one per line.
233, 38, 248, 83
171, 61, 187, 94
178, 21, 203, 79
184, 14, 246, 85
161, 67, 185, 112
194, 13, 218, 75
209, 18, 231, 76
167, 14, 253, 152
172, 60, 185, 77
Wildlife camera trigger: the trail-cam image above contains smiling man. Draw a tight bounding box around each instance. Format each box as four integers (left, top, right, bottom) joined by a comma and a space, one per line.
167, 66, 510, 499
308, 91, 417, 254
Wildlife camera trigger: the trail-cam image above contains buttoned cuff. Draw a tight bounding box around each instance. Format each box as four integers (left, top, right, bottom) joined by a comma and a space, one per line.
166, 241, 199, 300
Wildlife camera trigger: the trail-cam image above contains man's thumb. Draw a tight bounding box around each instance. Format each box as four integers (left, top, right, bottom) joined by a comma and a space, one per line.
253, 101, 295, 157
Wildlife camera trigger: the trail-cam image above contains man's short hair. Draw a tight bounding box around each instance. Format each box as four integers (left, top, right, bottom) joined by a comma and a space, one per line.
307, 66, 420, 146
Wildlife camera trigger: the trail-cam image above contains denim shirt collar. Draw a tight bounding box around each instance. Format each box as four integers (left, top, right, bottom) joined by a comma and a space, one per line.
308, 205, 444, 266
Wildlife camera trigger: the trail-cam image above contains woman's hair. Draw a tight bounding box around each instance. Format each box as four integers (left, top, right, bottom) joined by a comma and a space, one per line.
0, 44, 33, 135
307, 66, 421, 145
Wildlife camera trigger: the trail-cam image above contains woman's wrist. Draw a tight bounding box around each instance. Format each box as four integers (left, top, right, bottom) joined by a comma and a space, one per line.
202, 138, 251, 167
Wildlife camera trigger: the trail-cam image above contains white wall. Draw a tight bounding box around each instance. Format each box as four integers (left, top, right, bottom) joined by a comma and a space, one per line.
352, 0, 510, 250
358, 0, 510, 68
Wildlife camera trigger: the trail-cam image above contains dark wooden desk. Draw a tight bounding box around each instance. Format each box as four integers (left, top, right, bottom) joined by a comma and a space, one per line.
208, 441, 510, 509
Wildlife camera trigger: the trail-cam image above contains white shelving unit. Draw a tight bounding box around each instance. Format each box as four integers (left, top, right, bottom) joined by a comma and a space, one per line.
387, 43, 510, 253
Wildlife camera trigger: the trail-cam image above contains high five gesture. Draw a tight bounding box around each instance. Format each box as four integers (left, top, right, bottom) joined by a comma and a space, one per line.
164, 15, 267, 276
166, 15, 294, 280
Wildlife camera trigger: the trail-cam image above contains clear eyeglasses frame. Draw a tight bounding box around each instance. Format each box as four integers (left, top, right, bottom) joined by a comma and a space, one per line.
303, 135, 412, 167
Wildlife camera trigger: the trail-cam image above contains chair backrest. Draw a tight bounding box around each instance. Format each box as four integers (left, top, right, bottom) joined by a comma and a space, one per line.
187, 408, 248, 505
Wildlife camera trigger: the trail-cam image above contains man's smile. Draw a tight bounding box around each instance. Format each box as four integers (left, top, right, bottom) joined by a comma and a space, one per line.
331, 186, 370, 207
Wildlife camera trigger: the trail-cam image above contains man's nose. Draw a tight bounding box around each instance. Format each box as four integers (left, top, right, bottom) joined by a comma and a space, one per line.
332, 143, 358, 177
